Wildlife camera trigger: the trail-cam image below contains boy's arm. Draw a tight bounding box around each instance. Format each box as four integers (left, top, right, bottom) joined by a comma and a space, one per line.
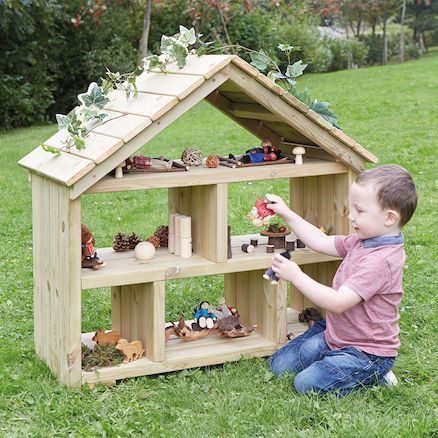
266, 196, 341, 257
271, 255, 362, 313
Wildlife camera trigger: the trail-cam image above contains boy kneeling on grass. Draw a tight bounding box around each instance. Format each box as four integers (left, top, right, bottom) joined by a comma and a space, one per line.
268, 164, 417, 397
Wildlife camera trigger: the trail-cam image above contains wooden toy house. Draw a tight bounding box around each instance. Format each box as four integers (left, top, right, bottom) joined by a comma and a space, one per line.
18, 55, 378, 387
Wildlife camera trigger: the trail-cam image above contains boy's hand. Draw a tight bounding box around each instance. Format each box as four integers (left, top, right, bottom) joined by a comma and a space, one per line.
271, 253, 302, 283
265, 194, 290, 218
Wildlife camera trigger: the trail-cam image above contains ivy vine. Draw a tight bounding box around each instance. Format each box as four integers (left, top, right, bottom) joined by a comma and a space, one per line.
43, 25, 338, 155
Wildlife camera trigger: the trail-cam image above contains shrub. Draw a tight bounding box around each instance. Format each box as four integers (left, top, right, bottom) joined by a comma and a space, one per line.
324, 38, 368, 71
0, 1, 60, 129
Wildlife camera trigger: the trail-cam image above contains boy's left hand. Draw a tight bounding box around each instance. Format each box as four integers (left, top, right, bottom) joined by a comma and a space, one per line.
271, 254, 302, 283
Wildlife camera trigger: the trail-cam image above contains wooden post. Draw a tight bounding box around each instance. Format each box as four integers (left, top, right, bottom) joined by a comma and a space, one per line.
32, 175, 82, 387
289, 171, 356, 312
111, 281, 165, 362
224, 270, 287, 346
168, 184, 228, 263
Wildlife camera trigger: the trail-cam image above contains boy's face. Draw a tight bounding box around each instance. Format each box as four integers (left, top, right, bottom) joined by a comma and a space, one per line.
348, 182, 400, 239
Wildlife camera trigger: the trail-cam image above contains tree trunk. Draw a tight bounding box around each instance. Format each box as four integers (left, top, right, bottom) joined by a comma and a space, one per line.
399, 0, 406, 63
138, 0, 152, 66
382, 16, 388, 65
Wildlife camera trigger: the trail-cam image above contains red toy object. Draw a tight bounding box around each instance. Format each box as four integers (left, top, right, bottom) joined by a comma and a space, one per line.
249, 198, 276, 227
255, 198, 275, 219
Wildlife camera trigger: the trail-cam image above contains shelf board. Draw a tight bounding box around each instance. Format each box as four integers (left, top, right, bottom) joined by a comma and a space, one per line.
85, 159, 348, 194
82, 331, 275, 385
81, 308, 309, 385
82, 235, 340, 289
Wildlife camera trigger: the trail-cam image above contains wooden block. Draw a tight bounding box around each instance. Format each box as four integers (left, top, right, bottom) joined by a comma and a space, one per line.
44, 129, 124, 164
256, 73, 285, 96
91, 111, 152, 143
231, 56, 260, 77
31, 175, 82, 386
333, 171, 356, 235
224, 270, 287, 345
136, 71, 205, 100
18, 147, 95, 187
113, 282, 165, 362
150, 54, 235, 79
104, 90, 178, 121
168, 184, 228, 263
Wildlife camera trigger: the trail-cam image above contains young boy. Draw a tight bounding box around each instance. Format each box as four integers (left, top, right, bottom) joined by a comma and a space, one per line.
268, 164, 417, 397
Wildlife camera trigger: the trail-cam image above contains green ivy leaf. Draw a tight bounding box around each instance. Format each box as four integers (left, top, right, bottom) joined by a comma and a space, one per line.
310, 99, 338, 125
286, 60, 308, 79
41, 144, 60, 155
178, 25, 196, 46
267, 71, 287, 82
73, 135, 86, 151
249, 49, 270, 72
168, 42, 189, 68
55, 114, 70, 130
278, 44, 300, 53
160, 35, 175, 54
77, 82, 109, 110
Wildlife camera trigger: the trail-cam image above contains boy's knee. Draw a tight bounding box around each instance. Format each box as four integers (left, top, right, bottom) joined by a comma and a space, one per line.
294, 369, 320, 395
270, 351, 300, 376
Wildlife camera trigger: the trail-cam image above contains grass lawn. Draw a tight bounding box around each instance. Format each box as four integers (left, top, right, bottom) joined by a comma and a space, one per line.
0, 50, 437, 436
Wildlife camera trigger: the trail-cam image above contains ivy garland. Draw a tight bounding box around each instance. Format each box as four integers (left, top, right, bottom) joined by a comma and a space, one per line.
43, 25, 337, 155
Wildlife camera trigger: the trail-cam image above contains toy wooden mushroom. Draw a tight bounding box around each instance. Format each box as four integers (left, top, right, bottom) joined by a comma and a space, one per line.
115, 161, 126, 178
292, 146, 305, 165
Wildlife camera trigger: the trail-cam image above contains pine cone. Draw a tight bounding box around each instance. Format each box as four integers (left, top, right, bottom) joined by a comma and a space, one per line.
112, 233, 130, 252
147, 235, 160, 248
128, 233, 142, 249
154, 225, 168, 247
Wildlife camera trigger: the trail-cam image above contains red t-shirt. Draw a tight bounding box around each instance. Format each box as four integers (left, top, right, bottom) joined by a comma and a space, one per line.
324, 234, 406, 357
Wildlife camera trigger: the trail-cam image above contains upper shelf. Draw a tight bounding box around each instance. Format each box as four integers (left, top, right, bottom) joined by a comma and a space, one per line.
82, 234, 340, 289
85, 159, 348, 194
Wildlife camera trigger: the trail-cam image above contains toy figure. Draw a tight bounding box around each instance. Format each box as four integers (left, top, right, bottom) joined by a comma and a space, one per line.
81, 224, 105, 270
264, 251, 291, 284
210, 297, 238, 320
229, 140, 283, 164
115, 338, 145, 363
248, 196, 277, 227
193, 301, 216, 329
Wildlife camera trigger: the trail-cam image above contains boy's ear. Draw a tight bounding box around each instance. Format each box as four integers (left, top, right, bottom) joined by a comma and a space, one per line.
385, 209, 401, 227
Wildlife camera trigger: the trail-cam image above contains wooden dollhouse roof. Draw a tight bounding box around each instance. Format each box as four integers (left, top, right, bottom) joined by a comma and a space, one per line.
18, 54, 377, 198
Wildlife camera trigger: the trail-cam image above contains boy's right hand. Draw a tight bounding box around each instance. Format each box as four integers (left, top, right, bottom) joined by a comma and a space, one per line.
265, 194, 291, 218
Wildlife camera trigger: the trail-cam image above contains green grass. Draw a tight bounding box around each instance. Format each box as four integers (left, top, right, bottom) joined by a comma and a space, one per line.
0, 51, 437, 436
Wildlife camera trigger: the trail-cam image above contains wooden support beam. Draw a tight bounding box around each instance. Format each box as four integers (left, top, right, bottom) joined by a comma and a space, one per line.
224, 270, 287, 346
205, 90, 283, 146
32, 175, 82, 386
168, 184, 228, 263
228, 64, 365, 173
228, 102, 283, 122
111, 282, 165, 362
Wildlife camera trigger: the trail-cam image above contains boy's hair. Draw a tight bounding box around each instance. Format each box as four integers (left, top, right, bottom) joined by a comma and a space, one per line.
355, 164, 417, 227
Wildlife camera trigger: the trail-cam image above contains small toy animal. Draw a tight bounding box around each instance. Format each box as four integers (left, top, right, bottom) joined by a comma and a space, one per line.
216, 315, 256, 338
115, 338, 145, 363
298, 307, 323, 327
263, 251, 291, 284
92, 329, 122, 345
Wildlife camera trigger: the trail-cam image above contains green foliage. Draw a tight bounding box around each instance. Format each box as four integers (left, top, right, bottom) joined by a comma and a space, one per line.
144, 26, 199, 71
0, 0, 59, 129
324, 38, 368, 71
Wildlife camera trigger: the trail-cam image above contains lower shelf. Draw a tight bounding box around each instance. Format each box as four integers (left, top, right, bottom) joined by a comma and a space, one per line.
81, 308, 308, 385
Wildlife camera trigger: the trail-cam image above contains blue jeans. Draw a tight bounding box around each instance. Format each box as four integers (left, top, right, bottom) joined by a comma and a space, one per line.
270, 320, 395, 397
